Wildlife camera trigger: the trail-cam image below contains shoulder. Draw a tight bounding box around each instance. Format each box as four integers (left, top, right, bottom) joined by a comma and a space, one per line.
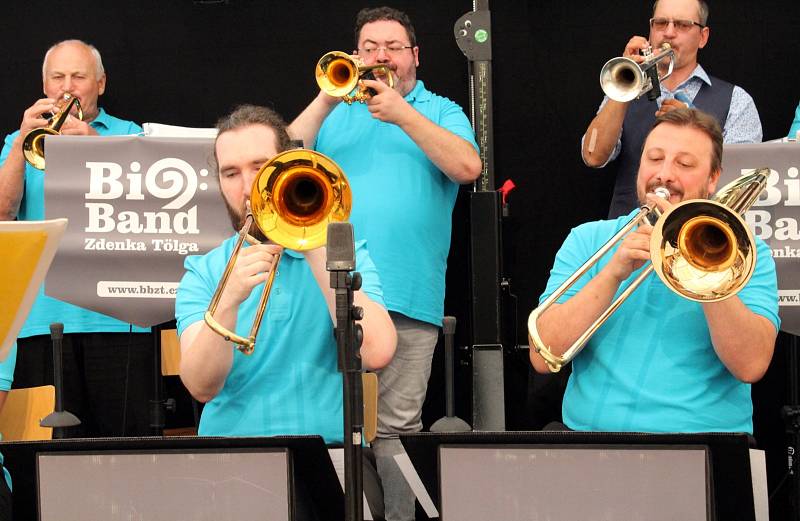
95, 109, 143, 135
184, 236, 237, 275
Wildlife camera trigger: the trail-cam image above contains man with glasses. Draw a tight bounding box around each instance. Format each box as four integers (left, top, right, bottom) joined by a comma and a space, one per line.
290, 6, 481, 521
581, 0, 762, 218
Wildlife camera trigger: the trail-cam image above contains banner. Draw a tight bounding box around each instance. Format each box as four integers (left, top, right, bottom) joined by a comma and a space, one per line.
45, 136, 232, 327
721, 142, 800, 335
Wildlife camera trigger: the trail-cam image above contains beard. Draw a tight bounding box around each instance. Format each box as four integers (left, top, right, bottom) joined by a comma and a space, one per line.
223, 196, 267, 243
638, 181, 710, 206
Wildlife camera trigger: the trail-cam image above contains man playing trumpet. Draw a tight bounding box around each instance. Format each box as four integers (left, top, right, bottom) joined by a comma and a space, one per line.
533, 108, 778, 433
582, 0, 762, 219
0, 40, 153, 438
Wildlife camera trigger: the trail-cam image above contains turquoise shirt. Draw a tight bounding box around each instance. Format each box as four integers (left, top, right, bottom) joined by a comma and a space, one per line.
315, 81, 478, 326
0, 108, 148, 337
175, 238, 384, 443
540, 210, 780, 433
0, 344, 16, 490
789, 101, 800, 138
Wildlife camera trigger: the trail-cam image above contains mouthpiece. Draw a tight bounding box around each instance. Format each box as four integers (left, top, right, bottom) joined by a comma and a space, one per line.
653, 187, 670, 199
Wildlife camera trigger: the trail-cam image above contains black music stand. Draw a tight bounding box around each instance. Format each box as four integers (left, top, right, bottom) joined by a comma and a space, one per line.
0, 435, 343, 521
402, 431, 763, 521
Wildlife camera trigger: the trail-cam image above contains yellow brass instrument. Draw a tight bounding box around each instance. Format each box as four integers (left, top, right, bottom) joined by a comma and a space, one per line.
315, 51, 394, 104
22, 93, 83, 170
600, 43, 675, 102
204, 149, 351, 354
528, 168, 769, 373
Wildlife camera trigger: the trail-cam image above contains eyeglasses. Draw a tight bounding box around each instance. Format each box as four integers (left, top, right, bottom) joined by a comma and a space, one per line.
358, 45, 413, 57
649, 17, 705, 31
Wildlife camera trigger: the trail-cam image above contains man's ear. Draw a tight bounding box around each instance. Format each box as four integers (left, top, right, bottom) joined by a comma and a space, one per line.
698, 26, 710, 49
708, 168, 721, 194
97, 74, 107, 96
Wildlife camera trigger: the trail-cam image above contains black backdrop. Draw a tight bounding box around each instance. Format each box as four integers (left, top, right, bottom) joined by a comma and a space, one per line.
3, 0, 800, 518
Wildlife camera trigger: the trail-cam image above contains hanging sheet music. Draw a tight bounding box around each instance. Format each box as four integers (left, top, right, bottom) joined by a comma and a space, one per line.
720, 142, 800, 335
44, 135, 231, 327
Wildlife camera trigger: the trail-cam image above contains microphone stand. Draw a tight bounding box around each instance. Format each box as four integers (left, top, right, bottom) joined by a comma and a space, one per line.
40, 323, 80, 438
327, 222, 364, 521
781, 333, 800, 520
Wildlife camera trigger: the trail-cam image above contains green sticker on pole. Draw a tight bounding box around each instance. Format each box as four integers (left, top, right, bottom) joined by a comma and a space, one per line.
475, 29, 488, 43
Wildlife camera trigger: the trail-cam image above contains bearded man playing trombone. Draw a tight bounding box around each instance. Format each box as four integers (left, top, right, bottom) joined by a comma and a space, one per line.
176, 104, 395, 440
532, 108, 778, 433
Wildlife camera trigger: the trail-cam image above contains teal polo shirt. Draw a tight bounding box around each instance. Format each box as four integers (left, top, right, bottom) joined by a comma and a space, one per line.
541, 210, 780, 433
0, 108, 148, 337
315, 81, 478, 326
176, 238, 384, 443
0, 343, 16, 490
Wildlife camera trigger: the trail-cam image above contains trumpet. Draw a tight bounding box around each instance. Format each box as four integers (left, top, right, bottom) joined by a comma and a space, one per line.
599, 43, 675, 102
528, 168, 769, 373
22, 93, 83, 170
315, 51, 394, 104
204, 149, 351, 354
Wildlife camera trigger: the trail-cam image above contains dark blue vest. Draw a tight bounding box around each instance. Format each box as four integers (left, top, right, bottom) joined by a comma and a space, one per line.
607, 75, 734, 218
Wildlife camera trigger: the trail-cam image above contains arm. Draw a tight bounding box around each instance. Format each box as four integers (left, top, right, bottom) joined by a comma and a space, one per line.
529, 222, 652, 374
789, 101, 800, 138
722, 87, 762, 144
287, 91, 341, 148
702, 298, 776, 383
179, 243, 282, 402
0, 101, 100, 220
361, 79, 481, 184
581, 100, 628, 167
581, 36, 651, 168
303, 247, 396, 370
0, 136, 28, 221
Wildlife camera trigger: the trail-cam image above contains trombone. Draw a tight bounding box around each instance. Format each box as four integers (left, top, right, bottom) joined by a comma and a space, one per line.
315, 51, 394, 104
22, 93, 83, 170
599, 43, 675, 102
204, 149, 352, 354
528, 168, 769, 373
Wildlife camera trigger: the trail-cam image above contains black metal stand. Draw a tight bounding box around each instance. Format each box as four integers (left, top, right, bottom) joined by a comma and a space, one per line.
149, 321, 176, 436
39, 322, 80, 438
781, 333, 800, 520
431, 316, 471, 432
327, 222, 365, 521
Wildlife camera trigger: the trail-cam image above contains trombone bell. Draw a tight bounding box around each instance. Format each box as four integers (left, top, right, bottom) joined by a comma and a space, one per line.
22, 93, 83, 170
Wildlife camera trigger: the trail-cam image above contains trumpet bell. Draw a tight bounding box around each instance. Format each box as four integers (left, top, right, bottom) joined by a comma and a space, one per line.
599, 56, 648, 103
315, 50, 394, 104
316, 51, 360, 98
651, 199, 756, 302
21, 94, 83, 170
22, 128, 58, 170
251, 149, 351, 251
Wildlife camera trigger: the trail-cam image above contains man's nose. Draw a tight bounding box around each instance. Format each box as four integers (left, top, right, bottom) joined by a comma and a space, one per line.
375, 48, 391, 63
662, 21, 678, 37
655, 161, 678, 183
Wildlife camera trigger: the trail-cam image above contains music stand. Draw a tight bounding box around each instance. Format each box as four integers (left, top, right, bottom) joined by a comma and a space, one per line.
0, 435, 343, 521
402, 431, 764, 521
0, 219, 67, 361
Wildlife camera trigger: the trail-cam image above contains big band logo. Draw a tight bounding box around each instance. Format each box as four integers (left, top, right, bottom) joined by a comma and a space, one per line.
746, 167, 800, 258
82, 158, 210, 255
44, 135, 231, 326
